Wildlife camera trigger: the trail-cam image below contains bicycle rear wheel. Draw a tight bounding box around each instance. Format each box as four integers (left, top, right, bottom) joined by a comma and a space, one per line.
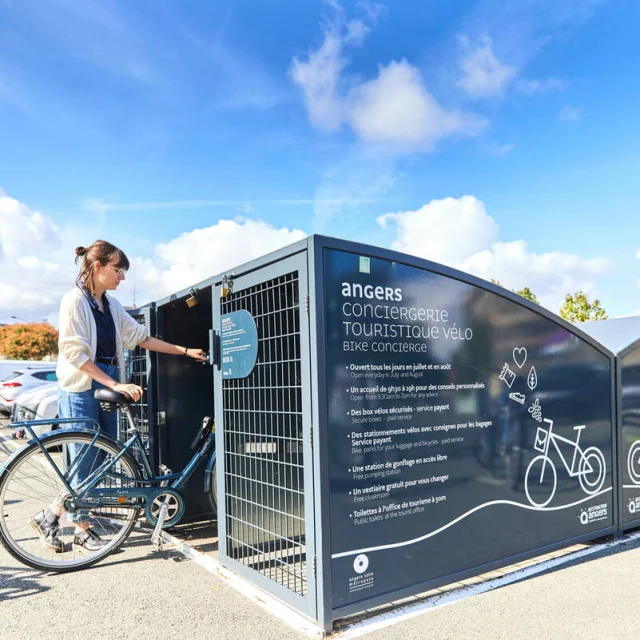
0, 431, 141, 572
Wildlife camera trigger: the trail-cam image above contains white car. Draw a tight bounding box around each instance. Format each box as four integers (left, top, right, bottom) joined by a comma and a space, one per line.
0, 359, 55, 383
11, 382, 59, 438
0, 367, 58, 415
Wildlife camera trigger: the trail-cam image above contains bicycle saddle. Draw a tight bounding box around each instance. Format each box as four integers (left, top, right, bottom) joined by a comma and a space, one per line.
94, 388, 133, 406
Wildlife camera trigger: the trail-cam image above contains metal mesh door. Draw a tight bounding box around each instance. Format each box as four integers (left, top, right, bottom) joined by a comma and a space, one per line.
220, 271, 307, 597
119, 309, 157, 471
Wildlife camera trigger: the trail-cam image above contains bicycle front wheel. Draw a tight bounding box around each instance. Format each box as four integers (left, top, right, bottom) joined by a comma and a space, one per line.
0, 431, 141, 572
524, 455, 557, 507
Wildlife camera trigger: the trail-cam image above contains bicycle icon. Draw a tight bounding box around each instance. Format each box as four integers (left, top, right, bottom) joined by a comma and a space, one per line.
524, 418, 606, 507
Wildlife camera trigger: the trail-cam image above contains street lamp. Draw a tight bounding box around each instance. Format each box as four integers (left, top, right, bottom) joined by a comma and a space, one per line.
9, 316, 47, 323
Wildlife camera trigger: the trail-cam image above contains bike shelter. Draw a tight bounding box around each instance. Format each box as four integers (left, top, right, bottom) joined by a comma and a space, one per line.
128, 236, 617, 633
577, 316, 640, 532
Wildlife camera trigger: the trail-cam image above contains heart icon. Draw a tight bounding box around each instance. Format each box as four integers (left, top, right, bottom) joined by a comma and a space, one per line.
513, 347, 527, 369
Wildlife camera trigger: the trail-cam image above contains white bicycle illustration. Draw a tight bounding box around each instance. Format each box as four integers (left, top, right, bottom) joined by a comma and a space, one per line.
627, 440, 640, 485
524, 418, 606, 507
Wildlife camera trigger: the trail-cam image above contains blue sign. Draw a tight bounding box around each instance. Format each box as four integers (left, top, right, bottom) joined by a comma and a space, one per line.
221, 310, 259, 379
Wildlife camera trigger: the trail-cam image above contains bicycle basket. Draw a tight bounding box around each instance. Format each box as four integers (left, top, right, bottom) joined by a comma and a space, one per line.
534, 427, 548, 453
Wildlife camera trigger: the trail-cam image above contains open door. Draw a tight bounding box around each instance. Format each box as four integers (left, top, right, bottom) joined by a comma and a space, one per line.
212, 252, 317, 619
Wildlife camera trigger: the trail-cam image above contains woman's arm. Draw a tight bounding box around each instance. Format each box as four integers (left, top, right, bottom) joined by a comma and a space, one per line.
79, 360, 144, 401
139, 336, 207, 362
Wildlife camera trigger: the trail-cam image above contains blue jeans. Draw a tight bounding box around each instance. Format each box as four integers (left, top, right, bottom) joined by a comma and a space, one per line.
58, 363, 119, 490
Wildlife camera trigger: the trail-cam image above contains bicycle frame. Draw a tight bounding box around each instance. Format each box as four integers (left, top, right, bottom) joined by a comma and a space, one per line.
537, 418, 587, 479
8, 407, 216, 513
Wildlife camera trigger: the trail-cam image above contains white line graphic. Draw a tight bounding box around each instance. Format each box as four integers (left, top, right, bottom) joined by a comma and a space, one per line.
513, 347, 527, 369
332, 487, 612, 559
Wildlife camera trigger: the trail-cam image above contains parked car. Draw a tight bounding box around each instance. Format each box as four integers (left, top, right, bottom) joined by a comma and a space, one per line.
11, 381, 59, 438
0, 367, 57, 415
0, 359, 56, 383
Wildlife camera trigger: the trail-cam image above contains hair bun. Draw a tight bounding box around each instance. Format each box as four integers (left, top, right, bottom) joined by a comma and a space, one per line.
75, 246, 87, 257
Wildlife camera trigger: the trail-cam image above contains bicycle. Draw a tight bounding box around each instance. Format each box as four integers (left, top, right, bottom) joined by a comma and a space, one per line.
0, 388, 217, 572
524, 418, 606, 508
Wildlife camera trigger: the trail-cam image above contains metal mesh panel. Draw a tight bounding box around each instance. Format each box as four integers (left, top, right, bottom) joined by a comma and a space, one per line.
118, 317, 150, 460
221, 271, 306, 597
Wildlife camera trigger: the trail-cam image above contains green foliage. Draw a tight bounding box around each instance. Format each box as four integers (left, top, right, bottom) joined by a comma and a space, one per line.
0, 322, 59, 360
514, 287, 539, 304
559, 291, 608, 323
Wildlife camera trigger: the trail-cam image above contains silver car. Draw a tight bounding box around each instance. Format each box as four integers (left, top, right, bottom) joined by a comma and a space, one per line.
0, 367, 57, 415
11, 381, 59, 438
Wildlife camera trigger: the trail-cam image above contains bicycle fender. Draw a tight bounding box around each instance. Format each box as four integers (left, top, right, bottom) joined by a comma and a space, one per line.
204, 449, 217, 494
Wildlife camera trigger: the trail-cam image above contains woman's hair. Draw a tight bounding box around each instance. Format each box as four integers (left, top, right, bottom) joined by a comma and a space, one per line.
75, 240, 130, 293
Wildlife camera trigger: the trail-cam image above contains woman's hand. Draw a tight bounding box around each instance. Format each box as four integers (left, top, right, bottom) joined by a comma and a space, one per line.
111, 382, 144, 402
186, 348, 207, 363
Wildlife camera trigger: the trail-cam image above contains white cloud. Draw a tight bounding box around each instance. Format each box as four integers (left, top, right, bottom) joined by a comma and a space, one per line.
289, 30, 346, 132
0, 190, 71, 318
290, 4, 483, 152
130, 218, 306, 302
347, 60, 485, 151
457, 35, 516, 99
378, 195, 611, 313
0, 190, 60, 260
559, 104, 581, 121
516, 77, 567, 96
0, 190, 306, 323
378, 196, 499, 265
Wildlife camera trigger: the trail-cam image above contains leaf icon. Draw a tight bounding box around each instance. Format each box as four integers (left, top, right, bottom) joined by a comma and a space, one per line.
527, 366, 537, 390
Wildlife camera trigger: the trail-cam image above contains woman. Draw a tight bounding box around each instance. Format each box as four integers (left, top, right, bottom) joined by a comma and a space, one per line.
32, 240, 206, 553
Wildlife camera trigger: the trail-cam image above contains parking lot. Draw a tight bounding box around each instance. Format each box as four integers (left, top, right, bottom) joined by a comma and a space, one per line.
0, 415, 308, 640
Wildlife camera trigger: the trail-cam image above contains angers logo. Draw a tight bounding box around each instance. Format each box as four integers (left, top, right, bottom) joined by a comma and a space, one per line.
348, 554, 375, 595
353, 554, 369, 574
579, 503, 608, 525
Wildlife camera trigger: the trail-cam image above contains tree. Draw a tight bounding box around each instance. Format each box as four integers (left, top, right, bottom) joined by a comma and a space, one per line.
559, 291, 608, 323
514, 287, 539, 304
0, 322, 58, 360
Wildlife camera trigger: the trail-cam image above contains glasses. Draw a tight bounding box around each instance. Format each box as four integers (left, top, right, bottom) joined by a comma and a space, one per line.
108, 265, 127, 278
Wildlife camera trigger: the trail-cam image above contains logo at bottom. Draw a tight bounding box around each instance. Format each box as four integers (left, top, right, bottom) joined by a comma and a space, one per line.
353, 554, 369, 574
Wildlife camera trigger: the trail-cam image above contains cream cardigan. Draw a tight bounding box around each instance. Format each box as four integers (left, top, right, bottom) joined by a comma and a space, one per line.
56, 287, 148, 392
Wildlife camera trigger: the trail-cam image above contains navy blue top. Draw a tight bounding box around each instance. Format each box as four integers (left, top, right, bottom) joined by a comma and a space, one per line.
81, 286, 116, 359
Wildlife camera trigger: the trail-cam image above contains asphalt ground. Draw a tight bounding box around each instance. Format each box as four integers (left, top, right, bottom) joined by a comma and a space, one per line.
0, 416, 305, 640
3, 415, 640, 640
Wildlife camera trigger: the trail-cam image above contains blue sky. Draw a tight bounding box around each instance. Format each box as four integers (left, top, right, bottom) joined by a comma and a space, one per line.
0, 0, 638, 323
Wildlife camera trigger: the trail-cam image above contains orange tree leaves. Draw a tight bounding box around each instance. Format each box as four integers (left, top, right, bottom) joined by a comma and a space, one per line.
0, 322, 59, 360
